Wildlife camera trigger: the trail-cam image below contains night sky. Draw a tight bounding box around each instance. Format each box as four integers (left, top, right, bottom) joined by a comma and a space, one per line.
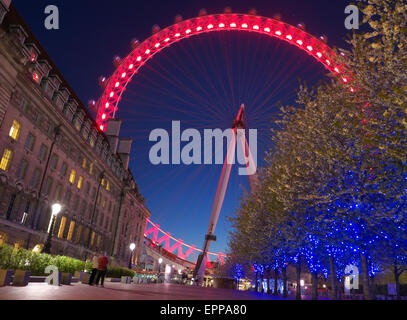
12, 0, 352, 259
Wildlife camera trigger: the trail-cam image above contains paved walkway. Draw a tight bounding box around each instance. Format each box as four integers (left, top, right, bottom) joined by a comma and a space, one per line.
0, 282, 286, 300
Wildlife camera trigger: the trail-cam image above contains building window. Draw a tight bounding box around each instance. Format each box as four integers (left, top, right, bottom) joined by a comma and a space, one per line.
50, 153, 59, 170
65, 190, 71, 203
73, 195, 79, 211
38, 144, 48, 162
106, 181, 110, 191
44, 176, 53, 195
55, 183, 63, 201
69, 169, 76, 184
75, 224, 82, 243
60, 162, 67, 177
16, 159, 28, 179
83, 228, 89, 244
24, 133, 36, 151
96, 235, 101, 248
81, 201, 87, 219
82, 158, 87, 169
67, 221, 75, 241
9, 120, 21, 140
101, 178, 105, 187
57, 216, 67, 239
77, 176, 83, 189
30, 168, 41, 188
85, 182, 90, 194
90, 231, 96, 246
89, 162, 94, 175
0, 149, 13, 172
102, 198, 107, 208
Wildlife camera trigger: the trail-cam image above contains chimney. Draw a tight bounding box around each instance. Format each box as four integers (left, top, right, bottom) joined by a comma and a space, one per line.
118, 138, 132, 170
0, 0, 11, 25
105, 119, 122, 154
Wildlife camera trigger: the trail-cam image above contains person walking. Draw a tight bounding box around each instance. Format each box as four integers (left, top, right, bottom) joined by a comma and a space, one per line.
89, 253, 99, 286
95, 253, 109, 287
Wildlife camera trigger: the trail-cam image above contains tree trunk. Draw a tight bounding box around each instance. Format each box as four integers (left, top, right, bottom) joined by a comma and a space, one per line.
273, 269, 278, 295
369, 276, 376, 300
311, 272, 318, 300
329, 256, 338, 300
260, 272, 264, 293
296, 256, 302, 300
266, 269, 270, 294
282, 266, 288, 297
338, 278, 343, 300
360, 253, 371, 300
254, 271, 259, 292
394, 265, 401, 300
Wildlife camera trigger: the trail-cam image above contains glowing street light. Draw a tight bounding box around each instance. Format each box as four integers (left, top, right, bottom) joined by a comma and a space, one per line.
158, 258, 163, 273
43, 203, 62, 254
128, 243, 136, 269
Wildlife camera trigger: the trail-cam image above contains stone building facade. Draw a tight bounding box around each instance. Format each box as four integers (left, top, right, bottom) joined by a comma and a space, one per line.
0, 1, 149, 266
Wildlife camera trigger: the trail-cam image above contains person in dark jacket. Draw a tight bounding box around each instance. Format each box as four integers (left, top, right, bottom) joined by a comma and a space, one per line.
89, 253, 99, 286
95, 253, 109, 287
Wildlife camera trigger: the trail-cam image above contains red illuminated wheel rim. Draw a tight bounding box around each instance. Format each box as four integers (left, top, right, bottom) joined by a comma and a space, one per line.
95, 13, 352, 131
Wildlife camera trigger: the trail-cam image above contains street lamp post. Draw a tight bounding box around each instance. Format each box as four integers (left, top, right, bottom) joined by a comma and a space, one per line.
158, 258, 163, 282
42, 203, 62, 254
128, 243, 136, 269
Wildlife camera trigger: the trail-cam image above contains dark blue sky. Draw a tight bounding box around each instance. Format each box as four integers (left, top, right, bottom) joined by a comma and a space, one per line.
13, 0, 352, 259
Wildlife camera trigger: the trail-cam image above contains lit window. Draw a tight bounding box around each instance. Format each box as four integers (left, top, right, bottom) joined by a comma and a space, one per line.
9, 120, 21, 140
89, 163, 94, 175
58, 216, 67, 239
67, 221, 75, 242
97, 235, 101, 247
106, 181, 110, 191
75, 225, 82, 243
0, 148, 13, 172
69, 169, 76, 184
77, 176, 83, 189
90, 231, 96, 246
82, 158, 87, 169
101, 178, 105, 187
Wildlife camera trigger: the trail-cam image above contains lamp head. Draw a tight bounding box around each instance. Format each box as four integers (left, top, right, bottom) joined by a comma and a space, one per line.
129, 243, 136, 251
51, 203, 62, 215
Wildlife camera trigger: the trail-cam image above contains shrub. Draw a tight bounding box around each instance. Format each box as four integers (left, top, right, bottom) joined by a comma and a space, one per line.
106, 266, 135, 278
0, 244, 90, 276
